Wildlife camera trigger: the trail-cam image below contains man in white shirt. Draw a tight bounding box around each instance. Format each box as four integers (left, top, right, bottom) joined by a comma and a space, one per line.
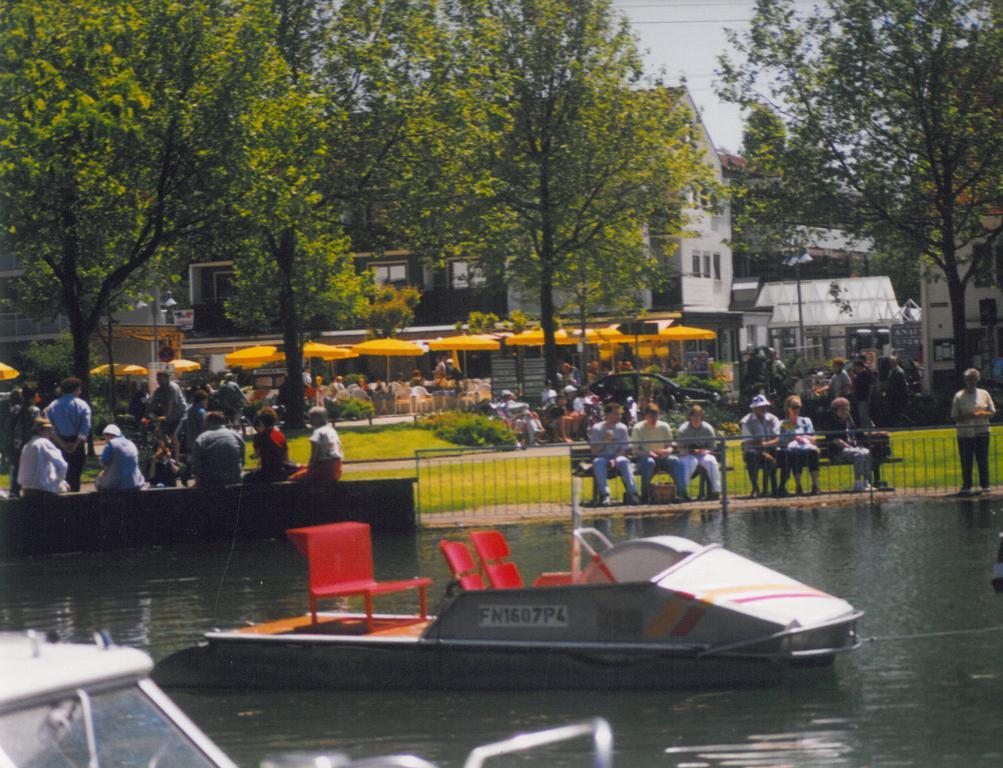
17, 417, 68, 498
631, 404, 682, 503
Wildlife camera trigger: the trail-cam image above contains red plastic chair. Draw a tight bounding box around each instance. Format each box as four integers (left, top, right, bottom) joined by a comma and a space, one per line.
438, 539, 485, 591
287, 522, 432, 631
469, 530, 524, 589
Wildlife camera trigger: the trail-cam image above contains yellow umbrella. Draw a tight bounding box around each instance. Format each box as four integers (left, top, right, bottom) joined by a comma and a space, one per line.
351, 338, 425, 356
504, 328, 579, 346
0, 362, 20, 381
659, 325, 716, 341
90, 363, 149, 376
426, 334, 501, 352
303, 341, 358, 360
168, 358, 201, 373
224, 345, 284, 368
352, 337, 426, 381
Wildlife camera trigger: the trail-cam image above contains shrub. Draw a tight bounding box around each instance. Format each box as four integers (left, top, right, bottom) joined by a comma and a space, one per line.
327, 397, 375, 421
673, 372, 728, 394
418, 411, 514, 446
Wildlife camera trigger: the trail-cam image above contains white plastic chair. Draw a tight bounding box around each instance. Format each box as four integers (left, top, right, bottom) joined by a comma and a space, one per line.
411, 385, 433, 414
394, 385, 413, 414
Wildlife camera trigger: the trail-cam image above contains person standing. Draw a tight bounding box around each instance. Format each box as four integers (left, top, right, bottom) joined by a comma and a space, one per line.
96, 424, 145, 491
17, 417, 68, 498
851, 359, 875, 428
7, 383, 40, 498
190, 411, 245, 488
147, 370, 187, 456
828, 359, 852, 401
951, 368, 996, 495
882, 356, 909, 426
631, 404, 683, 503
289, 406, 343, 482
589, 402, 639, 505
43, 377, 90, 492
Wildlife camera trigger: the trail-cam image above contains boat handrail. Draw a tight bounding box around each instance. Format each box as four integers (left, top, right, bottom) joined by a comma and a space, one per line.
697, 610, 865, 659
461, 718, 613, 768
649, 543, 722, 584
573, 528, 614, 556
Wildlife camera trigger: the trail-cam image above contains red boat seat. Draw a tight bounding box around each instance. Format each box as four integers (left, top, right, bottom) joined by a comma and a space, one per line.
438, 539, 484, 591
287, 522, 432, 631
469, 530, 525, 589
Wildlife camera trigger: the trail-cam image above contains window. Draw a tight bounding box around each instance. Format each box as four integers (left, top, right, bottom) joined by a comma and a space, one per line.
373, 263, 407, 286
691, 253, 701, 276
973, 242, 993, 287
748, 325, 759, 347
702, 253, 711, 278
933, 338, 954, 362
712, 252, 721, 280
449, 260, 486, 289
212, 270, 235, 302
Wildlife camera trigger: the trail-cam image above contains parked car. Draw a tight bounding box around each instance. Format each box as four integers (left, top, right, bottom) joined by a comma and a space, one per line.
590, 371, 720, 413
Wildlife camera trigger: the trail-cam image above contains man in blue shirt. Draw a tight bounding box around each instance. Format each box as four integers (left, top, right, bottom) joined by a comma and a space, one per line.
96, 424, 145, 491
588, 402, 639, 505
44, 377, 91, 492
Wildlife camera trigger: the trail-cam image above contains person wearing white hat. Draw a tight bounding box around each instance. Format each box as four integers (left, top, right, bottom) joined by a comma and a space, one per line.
739, 394, 781, 497
96, 423, 145, 491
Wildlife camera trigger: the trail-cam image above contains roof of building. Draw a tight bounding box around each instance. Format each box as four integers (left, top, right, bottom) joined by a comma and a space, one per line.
754, 276, 910, 327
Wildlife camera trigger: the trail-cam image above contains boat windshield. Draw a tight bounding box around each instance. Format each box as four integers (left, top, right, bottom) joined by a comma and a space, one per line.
0, 683, 219, 768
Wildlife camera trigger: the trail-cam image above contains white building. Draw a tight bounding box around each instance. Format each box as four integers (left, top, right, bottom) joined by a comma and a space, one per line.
755, 276, 912, 361
919, 233, 1003, 393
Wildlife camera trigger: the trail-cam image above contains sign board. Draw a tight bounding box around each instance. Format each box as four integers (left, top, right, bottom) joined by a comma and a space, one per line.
617, 321, 659, 337
684, 351, 710, 374
173, 309, 194, 331
489, 354, 546, 400
890, 322, 922, 359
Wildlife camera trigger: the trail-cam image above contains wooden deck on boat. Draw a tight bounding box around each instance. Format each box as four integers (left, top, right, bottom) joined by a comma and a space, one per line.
236, 614, 431, 639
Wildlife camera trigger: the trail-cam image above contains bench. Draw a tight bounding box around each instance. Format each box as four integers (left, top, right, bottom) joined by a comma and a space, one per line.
569, 445, 715, 504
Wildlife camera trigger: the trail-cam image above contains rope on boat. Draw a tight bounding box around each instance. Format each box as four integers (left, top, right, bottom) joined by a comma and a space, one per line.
863, 624, 1003, 643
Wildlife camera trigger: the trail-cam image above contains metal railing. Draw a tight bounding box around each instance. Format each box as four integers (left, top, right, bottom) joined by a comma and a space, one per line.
413, 426, 1003, 524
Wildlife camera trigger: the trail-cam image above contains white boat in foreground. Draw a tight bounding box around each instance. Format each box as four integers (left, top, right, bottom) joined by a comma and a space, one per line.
156, 521, 862, 690
0, 631, 613, 767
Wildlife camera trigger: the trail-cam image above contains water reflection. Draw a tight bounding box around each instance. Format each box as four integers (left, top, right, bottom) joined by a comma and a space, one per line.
3, 498, 1003, 767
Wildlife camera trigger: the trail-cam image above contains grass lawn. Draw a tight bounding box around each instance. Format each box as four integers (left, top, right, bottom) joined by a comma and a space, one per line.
411, 426, 1003, 516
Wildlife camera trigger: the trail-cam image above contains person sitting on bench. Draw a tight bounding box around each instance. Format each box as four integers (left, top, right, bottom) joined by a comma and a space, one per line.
676, 404, 721, 501
740, 394, 781, 498
631, 403, 683, 503
589, 402, 640, 505
778, 395, 821, 496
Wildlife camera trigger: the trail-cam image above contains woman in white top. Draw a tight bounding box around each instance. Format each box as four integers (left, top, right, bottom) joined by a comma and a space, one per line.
289, 406, 343, 482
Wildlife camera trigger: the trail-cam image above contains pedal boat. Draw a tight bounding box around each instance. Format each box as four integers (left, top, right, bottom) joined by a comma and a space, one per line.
155, 528, 862, 690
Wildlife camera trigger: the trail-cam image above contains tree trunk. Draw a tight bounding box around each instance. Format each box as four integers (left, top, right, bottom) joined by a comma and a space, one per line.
276, 227, 306, 429
539, 266, 558, 388
944, 261, 971, 383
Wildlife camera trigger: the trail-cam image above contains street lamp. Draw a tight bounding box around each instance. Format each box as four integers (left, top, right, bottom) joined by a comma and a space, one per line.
783, 251, 813, 358
135, 288, 177, 386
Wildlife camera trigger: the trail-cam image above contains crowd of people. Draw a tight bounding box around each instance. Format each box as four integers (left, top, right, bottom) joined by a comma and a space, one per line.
581, 363, 997, 504
2, 372, 346, 499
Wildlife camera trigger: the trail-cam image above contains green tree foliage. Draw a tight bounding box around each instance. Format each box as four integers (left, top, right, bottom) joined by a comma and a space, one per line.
366, 284, 421, 339
456, 311, 500, 334
720, 0, 1003, 379
0, 0, 267, 397
411, 0, 707, 385
225, 0, 447, 427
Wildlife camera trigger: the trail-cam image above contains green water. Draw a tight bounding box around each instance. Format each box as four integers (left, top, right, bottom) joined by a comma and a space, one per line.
3, 498, 1003, 766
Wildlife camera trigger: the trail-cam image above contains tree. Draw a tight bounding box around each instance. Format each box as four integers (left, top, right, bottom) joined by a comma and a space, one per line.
719, 0, 1003, 380
366, 285, 421, 339
415, 0, 707, 385
0, 0, 267, 399
226, 0, 447, 427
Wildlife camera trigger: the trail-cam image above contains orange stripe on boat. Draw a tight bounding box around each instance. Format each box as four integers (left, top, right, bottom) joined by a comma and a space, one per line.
701, 583, 823, 599
644, 599, 688, 638
732, 592, 832, 604
670, 606, 705, 638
